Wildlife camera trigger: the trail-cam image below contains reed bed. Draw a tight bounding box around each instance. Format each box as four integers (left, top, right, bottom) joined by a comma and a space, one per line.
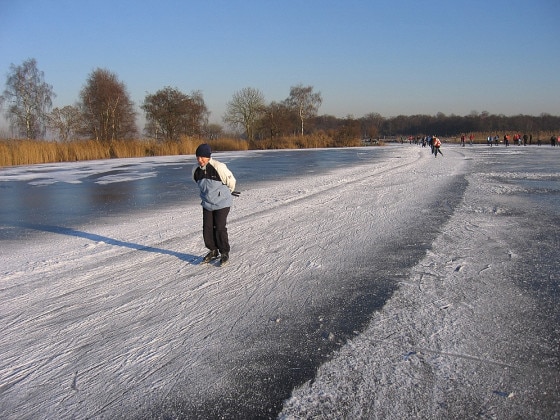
3, 130, 555, 167
0, 134, 373, 167
0, 137, 250, 167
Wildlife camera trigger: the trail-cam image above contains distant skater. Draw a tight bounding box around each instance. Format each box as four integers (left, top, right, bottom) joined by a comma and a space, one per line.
192, 143, 236, 266
433, 136, 443, 157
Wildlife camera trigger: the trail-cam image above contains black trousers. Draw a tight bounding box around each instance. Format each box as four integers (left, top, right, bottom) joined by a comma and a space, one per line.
202, 207, 230, 254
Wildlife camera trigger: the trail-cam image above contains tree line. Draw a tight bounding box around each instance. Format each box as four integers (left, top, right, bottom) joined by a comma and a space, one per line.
1, 58, 558, 146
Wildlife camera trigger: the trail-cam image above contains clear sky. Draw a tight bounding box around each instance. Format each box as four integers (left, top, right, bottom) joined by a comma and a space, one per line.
1, 0, 559, 128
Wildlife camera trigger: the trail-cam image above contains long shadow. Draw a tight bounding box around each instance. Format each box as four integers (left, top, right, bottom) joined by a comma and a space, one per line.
16, 223, 201, 264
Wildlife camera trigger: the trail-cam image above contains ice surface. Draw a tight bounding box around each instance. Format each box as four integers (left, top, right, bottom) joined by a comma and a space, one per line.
1, 145, 558, 418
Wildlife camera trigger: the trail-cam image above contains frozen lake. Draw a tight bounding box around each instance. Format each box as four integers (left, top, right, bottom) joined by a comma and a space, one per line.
0, 148, 392, 241
1, 144, 559, 418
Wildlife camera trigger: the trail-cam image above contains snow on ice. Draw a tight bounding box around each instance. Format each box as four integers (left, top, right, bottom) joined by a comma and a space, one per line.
1, 145, 558, 419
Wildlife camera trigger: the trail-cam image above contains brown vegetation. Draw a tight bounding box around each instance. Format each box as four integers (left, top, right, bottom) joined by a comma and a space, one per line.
0, 133, 373, 167
251, 133, 363, 149
2, 129, 557, 168
0, 137, 249, 167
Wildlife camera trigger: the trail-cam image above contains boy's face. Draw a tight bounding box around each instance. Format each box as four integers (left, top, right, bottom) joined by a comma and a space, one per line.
196, 156, 210, 166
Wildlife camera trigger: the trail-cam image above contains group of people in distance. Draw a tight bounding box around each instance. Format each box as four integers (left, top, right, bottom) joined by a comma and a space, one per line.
417, 135, 443, 157
419, 131, 560, 158
482, 133, 560, 147
487, 133, 529, 147
460, 134, 475, 146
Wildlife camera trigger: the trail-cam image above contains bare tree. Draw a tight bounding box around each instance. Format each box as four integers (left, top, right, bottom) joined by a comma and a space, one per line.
142, 87, 209, 140
205, 123, 223, 140
1, 58, 55, 139
187, 90, 210, 137
78, 68, 137, 143
260, 101, 296, 139
285, 84, 322, 136
360, 112, 384, 139
223, 87, 266, 141
48, 105, 83, 142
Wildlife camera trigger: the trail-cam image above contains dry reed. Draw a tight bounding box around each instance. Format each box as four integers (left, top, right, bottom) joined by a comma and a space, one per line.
0, 133, 389, 167
0, 137, 253, 167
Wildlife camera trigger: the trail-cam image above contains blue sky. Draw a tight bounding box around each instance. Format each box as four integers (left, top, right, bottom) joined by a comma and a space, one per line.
1, 0, 559, 127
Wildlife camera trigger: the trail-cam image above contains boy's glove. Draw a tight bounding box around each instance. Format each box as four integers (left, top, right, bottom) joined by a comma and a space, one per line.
231, 191, 241, 197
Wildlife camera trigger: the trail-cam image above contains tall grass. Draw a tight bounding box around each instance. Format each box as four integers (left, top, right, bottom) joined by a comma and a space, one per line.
0, 137, 250, 167
252, 133, 363, 149
3, 130, 556, 168
0, 134, 372, 167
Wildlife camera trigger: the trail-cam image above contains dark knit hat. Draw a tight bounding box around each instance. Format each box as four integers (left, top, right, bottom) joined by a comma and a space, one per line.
195, 143, 211, 158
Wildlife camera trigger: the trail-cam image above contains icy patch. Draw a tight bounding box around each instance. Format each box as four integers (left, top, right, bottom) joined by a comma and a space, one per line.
95, 171, 157, 184
0, 155, 187, 185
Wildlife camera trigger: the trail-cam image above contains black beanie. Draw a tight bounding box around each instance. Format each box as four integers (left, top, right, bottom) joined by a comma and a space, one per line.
195, 144, 211, 158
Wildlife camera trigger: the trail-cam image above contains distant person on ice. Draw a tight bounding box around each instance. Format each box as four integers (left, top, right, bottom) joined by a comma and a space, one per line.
192, 144, 236, 266
433, 136, 443, 158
